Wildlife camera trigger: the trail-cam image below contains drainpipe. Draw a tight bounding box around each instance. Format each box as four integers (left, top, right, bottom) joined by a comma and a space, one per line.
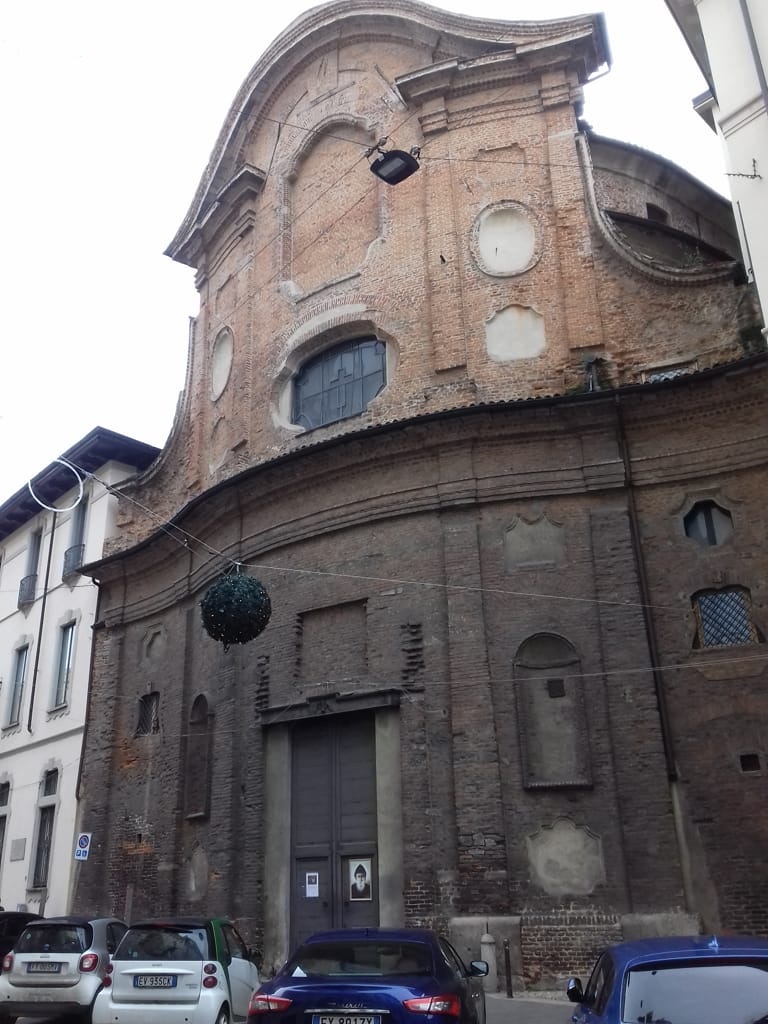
28, 511, 57, 733
614, 399, 676, 778
615, 397, 701, 912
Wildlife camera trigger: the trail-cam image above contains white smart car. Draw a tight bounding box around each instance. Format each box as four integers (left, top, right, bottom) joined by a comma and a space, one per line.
0, 915, 126, 1021
93, 917, 259, 1024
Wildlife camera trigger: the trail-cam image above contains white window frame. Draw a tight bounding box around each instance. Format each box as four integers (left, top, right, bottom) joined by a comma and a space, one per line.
8, 646, 29, 727
52, 622, 76, 708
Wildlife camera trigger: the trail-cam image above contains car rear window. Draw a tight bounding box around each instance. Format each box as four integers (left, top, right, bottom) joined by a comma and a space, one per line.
623, 958, 768, 1024
115, 925, 210, 961
16, 924, 91, 954
287, 941, 433, 977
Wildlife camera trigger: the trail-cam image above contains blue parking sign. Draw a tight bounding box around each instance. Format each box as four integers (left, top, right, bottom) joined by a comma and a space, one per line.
74, 832, 92, 860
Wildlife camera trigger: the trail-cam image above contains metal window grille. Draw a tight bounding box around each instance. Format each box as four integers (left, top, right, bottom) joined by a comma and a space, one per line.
645, 363, 695, 383
62, 544, 85, 579
136, 693, 160, 735
694, 588, 757, 647
32, 804, 55, 888
17, 574, 37, 608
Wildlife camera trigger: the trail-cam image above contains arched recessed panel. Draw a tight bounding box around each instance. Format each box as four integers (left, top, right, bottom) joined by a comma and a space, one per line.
291, 127, 378, 293
514, 633, 591, 788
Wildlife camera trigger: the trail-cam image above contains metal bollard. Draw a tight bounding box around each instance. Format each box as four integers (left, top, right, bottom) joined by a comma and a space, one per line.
503, 938, 514, 998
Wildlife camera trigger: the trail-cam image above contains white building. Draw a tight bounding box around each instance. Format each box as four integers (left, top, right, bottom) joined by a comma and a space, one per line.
0, 428, 158, 915
665, 0, 768, 327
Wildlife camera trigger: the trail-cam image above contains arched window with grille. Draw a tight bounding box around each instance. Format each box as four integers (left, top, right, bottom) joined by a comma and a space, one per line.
292, 337, 386, 429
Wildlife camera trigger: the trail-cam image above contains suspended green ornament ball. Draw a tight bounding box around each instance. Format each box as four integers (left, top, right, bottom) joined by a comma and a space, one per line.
200, 572, 272, 650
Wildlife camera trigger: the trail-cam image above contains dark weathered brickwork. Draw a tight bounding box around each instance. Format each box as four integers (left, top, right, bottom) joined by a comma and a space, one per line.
73, 0, 767, 987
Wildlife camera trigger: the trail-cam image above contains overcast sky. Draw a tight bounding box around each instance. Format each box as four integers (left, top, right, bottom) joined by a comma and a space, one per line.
0, 0, 725, 502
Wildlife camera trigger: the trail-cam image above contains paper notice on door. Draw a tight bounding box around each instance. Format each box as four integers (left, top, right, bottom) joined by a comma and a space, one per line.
306, 872, 319, 898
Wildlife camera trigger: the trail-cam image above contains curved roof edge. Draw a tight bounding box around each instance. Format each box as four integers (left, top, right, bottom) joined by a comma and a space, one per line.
165, 0, 609, 261
82, 352, 767, 577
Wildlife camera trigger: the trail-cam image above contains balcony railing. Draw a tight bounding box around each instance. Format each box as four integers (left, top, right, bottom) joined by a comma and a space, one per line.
62, 543, 85, 579
17, 574, 37, 608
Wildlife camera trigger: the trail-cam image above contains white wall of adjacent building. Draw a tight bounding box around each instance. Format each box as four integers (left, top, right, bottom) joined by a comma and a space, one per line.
668, 0, 768, 326
0, 460, 139, 915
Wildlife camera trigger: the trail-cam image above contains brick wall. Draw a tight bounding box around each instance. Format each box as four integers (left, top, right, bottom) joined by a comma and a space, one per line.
72, 1, 768, 981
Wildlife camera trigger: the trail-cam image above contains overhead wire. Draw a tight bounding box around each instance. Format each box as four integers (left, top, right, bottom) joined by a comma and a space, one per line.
21, 456, 758, 627
2, 23, 756, 715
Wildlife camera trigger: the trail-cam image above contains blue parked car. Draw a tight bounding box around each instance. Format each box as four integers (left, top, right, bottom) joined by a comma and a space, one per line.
248, 928, 488, 1024
566, 934, 768, 1024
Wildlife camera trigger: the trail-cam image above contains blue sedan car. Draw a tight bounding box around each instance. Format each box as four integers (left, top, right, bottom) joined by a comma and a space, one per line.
248, 928, 488, 1024
566, 934, 768, 1024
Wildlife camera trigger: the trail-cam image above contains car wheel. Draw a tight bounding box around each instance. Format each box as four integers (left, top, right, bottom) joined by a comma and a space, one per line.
215, 1006, 231, 1024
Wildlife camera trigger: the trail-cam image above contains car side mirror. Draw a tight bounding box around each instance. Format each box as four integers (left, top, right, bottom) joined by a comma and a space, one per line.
566, 977, 584, 1003
470, 960, 489, 977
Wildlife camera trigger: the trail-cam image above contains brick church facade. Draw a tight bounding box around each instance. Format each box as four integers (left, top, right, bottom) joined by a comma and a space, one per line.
73, 0, 768, 987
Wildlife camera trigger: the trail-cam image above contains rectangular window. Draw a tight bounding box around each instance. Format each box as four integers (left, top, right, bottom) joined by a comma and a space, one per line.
42, 769, 58, 797
136, 693, 160, 736
53, 623, 76, 707
8, 646, 29, 726
70, 494, 88, 548
693, 588, 758, 647
27, 531, 42, 575
32, 804, 55, 888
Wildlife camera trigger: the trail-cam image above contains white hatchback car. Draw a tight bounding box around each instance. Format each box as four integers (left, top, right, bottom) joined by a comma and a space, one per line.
93, 917, 260, 1024
0, 915, 126, 1022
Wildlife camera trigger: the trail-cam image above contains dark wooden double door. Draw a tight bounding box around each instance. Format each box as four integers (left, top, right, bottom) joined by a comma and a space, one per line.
291, 715, 378, 947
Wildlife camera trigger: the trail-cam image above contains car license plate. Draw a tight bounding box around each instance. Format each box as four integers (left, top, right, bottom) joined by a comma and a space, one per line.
312, 1016, 381, 1024
133, 974, 178, 988
27, 962, 62, 973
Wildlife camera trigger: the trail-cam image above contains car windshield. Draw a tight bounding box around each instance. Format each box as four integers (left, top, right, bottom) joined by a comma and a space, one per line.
15, 925, 90, 954
623, 958, 768, 1024
286, 940, 433, 977
115, 926, 210, 961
